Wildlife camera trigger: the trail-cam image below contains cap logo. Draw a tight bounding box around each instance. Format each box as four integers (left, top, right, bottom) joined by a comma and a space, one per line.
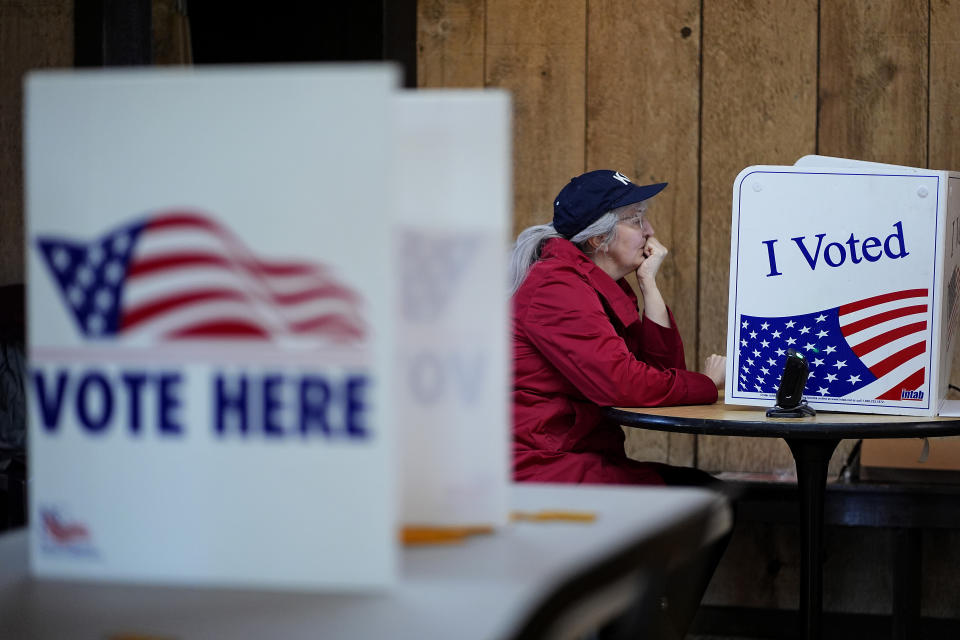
612, 171, 631, 186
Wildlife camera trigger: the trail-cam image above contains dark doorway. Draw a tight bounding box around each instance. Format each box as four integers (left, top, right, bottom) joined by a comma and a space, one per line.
74, 0, 417, 86
189, 0, 415, 86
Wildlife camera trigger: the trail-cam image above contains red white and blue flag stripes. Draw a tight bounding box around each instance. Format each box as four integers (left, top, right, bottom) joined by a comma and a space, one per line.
36, 211, 366, 343
736, 288, 929, 400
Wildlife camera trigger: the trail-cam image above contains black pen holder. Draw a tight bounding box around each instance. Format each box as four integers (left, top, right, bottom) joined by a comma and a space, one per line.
766, 402, 816, 418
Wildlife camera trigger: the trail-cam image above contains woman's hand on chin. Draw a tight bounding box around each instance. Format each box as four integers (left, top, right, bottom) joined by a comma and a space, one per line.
636, 237, 668, 285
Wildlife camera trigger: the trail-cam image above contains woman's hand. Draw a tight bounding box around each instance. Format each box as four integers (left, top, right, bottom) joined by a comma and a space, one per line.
636, 237, 669, 285
703, 354, 726, 388
635, 237, 670, 327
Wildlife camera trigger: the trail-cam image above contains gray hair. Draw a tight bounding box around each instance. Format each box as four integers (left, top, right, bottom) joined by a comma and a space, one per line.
508, 211, 621, 296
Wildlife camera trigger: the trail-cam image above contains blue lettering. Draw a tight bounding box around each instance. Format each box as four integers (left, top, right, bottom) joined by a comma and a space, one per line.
31, 368, 185, 438
885, 221, 909, 259
762, 239, 782, 277
782, 222, 908, 273
345, 375, 368, 438
32, 370, 69, 432
215, 372, 370, 441
299, 377, 331, 436
158, 373, 183, 435
845, 233, 863, 264
410, 352, 444, 403
215, 375, 248, 436
76, 371, 113, 433
791, 233, 827, 270
824, 242, 846, 267
862, 236, 882, 261
408, 351, 487, 405
451, 352, 485, 405
262, 374, 284, 437
121, 372, 147, 434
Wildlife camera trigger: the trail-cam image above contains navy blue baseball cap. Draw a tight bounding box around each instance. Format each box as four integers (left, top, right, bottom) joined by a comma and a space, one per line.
553, 170, 667, 239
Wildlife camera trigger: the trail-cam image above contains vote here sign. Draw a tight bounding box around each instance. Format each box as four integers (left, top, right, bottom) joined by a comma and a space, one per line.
726, 156, 960, 416
25, 65, 399, 589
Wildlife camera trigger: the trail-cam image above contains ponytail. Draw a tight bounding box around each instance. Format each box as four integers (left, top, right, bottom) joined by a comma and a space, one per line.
508, 212, 624, 296
508, 223, 562, 296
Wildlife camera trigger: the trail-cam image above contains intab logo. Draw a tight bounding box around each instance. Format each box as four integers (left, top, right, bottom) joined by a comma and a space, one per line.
41, 509, 88, 544
36, 211, 365, 343
39, 507, 98, 556
901, 389, 925, 400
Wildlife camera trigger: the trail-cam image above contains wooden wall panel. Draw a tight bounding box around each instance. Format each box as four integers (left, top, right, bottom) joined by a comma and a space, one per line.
815, 0, 928, 477
417, 0, 960, 477
586, 0, 700, 367
417, 0, 485, 88
930, 0, 960, 172
152, 0, 192, 65
0, 0, 73, 287
587, 0, 701, 466
698, 0, 819, 473
818, 0, 928, 166
623, 425, 670, 466
485, 0, 587, 235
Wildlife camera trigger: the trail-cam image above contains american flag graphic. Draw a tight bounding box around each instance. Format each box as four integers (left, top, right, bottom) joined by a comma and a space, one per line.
398, 228, 479, 323
36, 211, 366, 343
946, 265, 960, 356
736, 289, 930, 401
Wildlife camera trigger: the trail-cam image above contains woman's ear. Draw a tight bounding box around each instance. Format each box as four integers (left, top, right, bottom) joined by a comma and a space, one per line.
586, 235, 606, 251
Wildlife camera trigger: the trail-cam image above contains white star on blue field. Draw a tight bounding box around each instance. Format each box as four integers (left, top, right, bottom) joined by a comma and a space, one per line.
736, 309, 875, 397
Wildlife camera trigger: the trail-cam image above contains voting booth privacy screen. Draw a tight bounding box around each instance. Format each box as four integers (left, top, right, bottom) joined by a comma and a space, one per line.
26, 66, 400, 589
726, 156, 960, 416
392, 91, 512, 528
25, 66, 513, 590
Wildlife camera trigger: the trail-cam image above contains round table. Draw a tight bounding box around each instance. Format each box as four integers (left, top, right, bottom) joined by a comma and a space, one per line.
603, 402, 960, 640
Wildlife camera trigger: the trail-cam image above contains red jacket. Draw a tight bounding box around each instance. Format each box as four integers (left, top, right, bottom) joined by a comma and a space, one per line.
512, 238, 718, 484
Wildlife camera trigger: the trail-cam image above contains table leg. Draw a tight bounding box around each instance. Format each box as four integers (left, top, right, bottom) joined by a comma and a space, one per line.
785, 438, 841, 640
892, 527, 921, 640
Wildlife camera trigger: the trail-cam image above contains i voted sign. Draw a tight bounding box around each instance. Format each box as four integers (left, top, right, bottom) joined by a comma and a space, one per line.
25, 66, 398, 589
726, 157, 960, 416
760, 221, 910, 277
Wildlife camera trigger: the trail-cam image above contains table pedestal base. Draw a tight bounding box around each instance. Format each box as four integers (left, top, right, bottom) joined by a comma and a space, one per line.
786, 437, 841, 640
604, 404, 960, 640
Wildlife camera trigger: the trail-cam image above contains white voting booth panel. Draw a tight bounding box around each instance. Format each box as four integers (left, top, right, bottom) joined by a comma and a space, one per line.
25, 66, 399, 589
726, 156, 960, 416
391, 91, 512, 527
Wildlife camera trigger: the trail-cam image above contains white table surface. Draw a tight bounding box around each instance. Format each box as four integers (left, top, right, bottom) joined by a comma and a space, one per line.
0, 483, 731, 640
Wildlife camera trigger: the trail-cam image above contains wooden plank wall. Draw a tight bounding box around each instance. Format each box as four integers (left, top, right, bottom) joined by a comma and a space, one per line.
587, 1, 702, 465
418, 0, 960, 474
0, 0, 73, 288
698, 0, 820, 474
0, 0, 190, 291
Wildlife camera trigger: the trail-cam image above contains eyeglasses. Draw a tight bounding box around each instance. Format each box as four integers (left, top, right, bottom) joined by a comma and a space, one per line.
618, 212, 648, 228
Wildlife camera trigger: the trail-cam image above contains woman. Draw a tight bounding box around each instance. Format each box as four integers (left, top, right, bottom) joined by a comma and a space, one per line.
510, 169, 726, 484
